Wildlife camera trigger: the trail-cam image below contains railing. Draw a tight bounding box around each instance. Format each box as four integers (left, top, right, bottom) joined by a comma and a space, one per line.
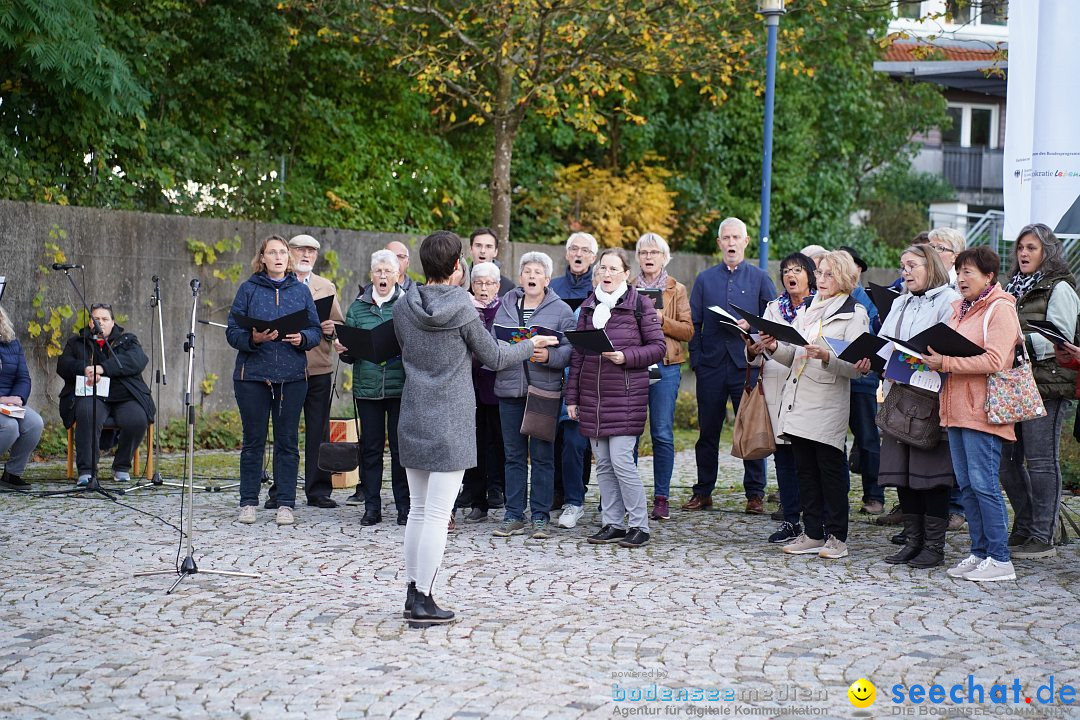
942, 146, 1004, 192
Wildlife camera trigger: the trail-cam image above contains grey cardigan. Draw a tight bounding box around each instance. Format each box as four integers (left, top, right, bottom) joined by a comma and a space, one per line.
491, 287, 576, 398
395, 282, 536, 471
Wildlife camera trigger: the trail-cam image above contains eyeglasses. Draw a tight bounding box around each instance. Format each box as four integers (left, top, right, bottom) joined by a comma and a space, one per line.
638, 249, 663, 257
263, 248, 289, 257
813, 270, 834, 280
898, 262, 926, 274
781, 267, 805, 276
372, 269, 396, 277
928, 243, 953, 254
567, 245, 595, 255
596, 266, 627, 276
472, 280, 499, 288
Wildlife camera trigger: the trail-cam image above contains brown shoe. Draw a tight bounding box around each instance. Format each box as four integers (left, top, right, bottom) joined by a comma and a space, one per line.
745, 496, 766, 514
681, 494, 712, 511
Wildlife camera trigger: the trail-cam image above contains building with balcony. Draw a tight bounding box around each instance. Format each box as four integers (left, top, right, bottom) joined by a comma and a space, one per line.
875, 1, 1008, 232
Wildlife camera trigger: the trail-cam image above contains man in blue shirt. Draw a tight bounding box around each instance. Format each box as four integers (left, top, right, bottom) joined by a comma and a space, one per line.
687, 218, 776, 513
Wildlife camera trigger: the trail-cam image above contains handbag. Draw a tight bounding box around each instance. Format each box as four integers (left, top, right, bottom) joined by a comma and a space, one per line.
875, 383, 941, 449
317, 441, 360, 473
982, 299, 1045, 425
731, 367, 777, 460
317, 358, 362, 473
520, 384, 561, 443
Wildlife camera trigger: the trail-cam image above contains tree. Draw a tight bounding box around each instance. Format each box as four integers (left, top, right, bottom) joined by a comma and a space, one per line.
358, 0, 783, 242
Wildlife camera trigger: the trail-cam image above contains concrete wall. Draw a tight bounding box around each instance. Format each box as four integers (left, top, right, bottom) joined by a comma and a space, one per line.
0, 199, 897, 424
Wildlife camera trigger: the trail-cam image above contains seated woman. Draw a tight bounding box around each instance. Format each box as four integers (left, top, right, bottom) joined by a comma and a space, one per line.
758, 251, 871, 559
57, 303, 155, 486
0, 305, 44, 489
338, 249, 409, 526
490, 251, 576, 539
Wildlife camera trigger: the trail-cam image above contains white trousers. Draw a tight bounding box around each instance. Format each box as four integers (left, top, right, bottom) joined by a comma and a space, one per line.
403, 468, 464, 595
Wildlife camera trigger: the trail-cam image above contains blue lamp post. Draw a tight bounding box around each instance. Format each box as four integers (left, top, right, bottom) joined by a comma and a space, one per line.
757, 0, 785, 270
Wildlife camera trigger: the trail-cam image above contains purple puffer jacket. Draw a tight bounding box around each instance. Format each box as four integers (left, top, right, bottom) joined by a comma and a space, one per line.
566, 286, 667, 438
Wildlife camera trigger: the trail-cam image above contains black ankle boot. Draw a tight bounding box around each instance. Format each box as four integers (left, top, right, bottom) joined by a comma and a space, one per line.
408, 591, 455, 627
908, 515, 947, 568
885, 514, 923, 564
0, 470, 30, 489
403, 582, 416, 619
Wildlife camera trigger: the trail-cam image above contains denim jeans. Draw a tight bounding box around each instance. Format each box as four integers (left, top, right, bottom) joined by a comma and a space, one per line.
999, 397, 1069, 544
948, 427, 1009, 563
648, 362, 682, 498
848, 391, 883, 503
773, 444, 800, 526
694, 358, 766, 498
0, 408, 44, 476
235, 379, 306, 508
499, 398, 555, 522
555, 419, 589, 507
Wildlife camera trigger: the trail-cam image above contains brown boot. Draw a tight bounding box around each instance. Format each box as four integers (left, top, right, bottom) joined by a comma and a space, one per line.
681, 494, 712, 511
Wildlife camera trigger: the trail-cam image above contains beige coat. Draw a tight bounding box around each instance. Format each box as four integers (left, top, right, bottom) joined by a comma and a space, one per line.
303, 273, 344, 376
768, 294, 869, 451
746, 298, 799, 443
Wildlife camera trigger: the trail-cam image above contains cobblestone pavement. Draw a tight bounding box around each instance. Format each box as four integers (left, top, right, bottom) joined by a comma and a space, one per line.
2, 450, 1079, 720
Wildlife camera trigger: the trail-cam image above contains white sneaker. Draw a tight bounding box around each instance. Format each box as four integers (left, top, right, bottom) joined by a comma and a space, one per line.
238, 506, 257, 524
782, 533, 826, 555
946, 554, 982, 578
964, 557, 1016, 582
276, 506, 295, 526
818, 535, 849, 559
558, 504, 585, 529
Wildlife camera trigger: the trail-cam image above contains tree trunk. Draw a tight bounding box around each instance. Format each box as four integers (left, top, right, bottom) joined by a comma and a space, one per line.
489, 116, 518, 245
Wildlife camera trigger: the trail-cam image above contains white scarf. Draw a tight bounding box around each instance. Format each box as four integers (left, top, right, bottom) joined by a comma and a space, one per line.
592, 281, 628, 329
792, 292, 848, 376
373, 285, 396, 307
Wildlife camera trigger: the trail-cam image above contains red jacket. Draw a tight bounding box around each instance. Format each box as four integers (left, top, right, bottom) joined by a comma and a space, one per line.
566, 286, 667, 438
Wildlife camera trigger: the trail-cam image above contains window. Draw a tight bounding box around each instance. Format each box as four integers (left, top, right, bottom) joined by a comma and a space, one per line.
942, 103, 999, 148
945, 0, 1007, 26
894, 1, 922, 19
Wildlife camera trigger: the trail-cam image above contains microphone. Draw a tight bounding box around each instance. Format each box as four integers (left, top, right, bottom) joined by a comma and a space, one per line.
190, 278, 201, 292
51, 263, 84, 270
152, 275, 161, 283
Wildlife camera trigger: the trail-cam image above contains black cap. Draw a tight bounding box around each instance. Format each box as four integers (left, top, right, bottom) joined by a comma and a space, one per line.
838, 245, 868, 272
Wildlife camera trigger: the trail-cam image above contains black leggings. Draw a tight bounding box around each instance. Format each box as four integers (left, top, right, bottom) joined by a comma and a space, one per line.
896, 485, 950, 519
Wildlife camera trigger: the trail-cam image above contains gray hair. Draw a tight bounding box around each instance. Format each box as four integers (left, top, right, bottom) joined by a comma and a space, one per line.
1010, 222, 1070, 277
636, 232, 671, 266
718, 217, 747, 238
518, 251, 554, 278
370, 249, 399, 273
799, 244, 827, 259
471, 261, 501, 282
0, 305, 13, 343
565, 232, 598, 254
928, 226, 966, 253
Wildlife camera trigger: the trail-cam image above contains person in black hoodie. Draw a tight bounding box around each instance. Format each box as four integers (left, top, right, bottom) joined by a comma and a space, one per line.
57, 303, 155, 486
227, 235, 322, 527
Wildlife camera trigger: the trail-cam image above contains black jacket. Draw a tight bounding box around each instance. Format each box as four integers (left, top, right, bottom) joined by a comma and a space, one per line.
56, 325, 156, 427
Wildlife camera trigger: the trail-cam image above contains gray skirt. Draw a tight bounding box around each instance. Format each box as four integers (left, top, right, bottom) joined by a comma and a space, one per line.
878, 434, 956, 490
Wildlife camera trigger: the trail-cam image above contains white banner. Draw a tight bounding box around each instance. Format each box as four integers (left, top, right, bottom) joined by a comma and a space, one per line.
1004, 0, 1080, 241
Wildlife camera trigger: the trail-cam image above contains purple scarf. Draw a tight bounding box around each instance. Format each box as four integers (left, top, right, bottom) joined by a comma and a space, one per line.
635, 269, 669, 290
777, 290, 814, 323
958, 284, 994, 320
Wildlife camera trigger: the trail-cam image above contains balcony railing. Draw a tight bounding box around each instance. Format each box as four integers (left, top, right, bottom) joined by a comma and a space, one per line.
942, 145, 1004, 192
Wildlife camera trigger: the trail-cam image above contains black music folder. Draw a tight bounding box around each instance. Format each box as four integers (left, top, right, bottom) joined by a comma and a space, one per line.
638, 288, 664, 309
564, 329, 615, 354
824, 333, 889, 373
232, 308, 310, 336
335, 321, 401, 363
883, 322, 984, 358
315, 295, 334, 322
868, 282, 902, 323
730, 304, 808, 346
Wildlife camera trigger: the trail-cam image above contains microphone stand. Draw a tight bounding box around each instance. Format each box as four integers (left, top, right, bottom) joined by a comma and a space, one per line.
134, 279, 259, 592
127, 275, 204, 494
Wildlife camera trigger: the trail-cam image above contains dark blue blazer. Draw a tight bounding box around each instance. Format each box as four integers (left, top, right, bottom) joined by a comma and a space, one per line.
688, 261, 776, 370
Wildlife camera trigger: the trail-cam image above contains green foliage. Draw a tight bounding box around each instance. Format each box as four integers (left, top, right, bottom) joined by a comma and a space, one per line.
863, 167, 957, 250
26, 227, 76, 357
154, 410, 245, 453
674, 390, 698, 431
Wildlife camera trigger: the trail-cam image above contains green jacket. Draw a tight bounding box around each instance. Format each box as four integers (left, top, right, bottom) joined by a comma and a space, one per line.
345, 285, 405, 399
1015, 270, 1078, 400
